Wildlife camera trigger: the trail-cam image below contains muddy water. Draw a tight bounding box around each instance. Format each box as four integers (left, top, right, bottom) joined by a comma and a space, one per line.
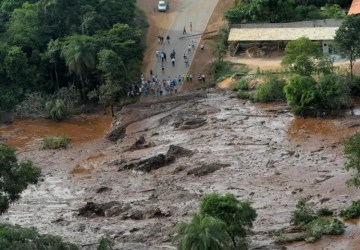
0, 115, 113, 149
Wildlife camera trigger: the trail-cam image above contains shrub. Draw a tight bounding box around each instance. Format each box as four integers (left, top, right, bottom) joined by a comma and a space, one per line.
291, 198, 317, 226
284, 75, 317, 115
97, 236, 114, 250
237, 90, 250, 99
304, 218, 345, 243
15, 92, 48, 118
344, 133, 360, 187
316, 208, 334, 216
0, 224, 78, 249
316, 74, 351, 111
43, 136, 71, 149
46, 99, 66, 121
211, 61, 234, 81
253, 76, 286, 102
233, 79, 249, 91
341, 200, 360, 220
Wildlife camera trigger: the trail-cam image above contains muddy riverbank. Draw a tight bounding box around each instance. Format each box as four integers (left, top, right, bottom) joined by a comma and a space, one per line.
0, 89, 359, 249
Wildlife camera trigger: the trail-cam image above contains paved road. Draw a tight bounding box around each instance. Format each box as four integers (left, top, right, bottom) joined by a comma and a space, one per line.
151, 0, 218, 85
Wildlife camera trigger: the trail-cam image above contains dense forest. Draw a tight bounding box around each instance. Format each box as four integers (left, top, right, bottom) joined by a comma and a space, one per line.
225, 0, 353, 24
0, 0, 146, 116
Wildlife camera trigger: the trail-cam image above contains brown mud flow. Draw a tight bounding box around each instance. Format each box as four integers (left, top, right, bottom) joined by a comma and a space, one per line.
0, 115, 113, 149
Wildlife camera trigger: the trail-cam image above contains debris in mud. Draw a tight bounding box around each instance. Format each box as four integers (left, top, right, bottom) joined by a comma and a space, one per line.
187, 163, 231, 176
96, 187, 112, 193
106, 123, 126, 142
128, 135, 155, 151
78, 201, 130, 217
119, 145, 194, 172
121, 154, 170, 172
121, 206, 171, 220
174, 117, 207, 130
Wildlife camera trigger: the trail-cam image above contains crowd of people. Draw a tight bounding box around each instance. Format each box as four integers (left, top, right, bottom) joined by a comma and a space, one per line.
129, 22, 206, 98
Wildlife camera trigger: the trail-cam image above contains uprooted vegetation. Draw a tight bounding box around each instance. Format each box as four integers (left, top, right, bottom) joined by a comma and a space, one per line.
276, 198, 345, 244
341, 200, 360, 220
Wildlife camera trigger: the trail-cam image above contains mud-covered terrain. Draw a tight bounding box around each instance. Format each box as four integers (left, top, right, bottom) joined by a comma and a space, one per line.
1, 89, 360, 249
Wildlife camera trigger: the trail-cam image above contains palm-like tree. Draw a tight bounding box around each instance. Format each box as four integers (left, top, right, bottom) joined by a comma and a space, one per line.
61, 34, 95, 99
174, 213, 232, 250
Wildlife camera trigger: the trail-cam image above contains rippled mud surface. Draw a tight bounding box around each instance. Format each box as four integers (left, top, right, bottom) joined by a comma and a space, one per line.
1, 90, 360, 249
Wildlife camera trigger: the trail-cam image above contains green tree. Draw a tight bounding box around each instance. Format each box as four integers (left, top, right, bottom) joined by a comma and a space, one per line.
344, 133, 360, 187
284, 75, 317, 115
174, 213, 232, 250
282, 37, 322, 76
61, 34, 96, 98
199, 193, 257, 248
0, 144, 41, 214
0, 224, 78, 249
334, 15, 360, 80
316, 74, 351, 111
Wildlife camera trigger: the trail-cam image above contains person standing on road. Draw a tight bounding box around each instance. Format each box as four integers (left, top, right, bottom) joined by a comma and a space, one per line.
185, 58, 189, 68
188, 45, 192, 54
166, 35, 170, 44
183, 26, 186, 35
171, 57, 175, 66
190, 21, 192, 31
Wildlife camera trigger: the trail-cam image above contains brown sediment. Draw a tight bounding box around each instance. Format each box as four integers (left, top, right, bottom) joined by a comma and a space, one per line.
69, 165, 93, 175
0, 115, 113, 149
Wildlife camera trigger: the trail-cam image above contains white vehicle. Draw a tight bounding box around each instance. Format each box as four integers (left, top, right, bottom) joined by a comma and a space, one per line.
158, 1, 168, 12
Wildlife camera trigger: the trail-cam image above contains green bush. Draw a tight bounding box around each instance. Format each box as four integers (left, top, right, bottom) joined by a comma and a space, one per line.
42, 136, 71, 149
233, 79, 249, 91
0, 224, 78, 250
344, 133, 360, 187
284, 75, 317, 115
97, 236, 114, 250
211, 61, 234, 81
253, 76, 286, 102
341, 200, 360, 220
316, 74, 351, 111
237, 90, 250, 99
316, 208, 334, 216
304, 218, 345, 243
45, 99, 65, 121
291, 198, 317, 226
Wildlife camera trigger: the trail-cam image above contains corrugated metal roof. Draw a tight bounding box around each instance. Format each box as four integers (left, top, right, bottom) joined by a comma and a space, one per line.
349, 0, 360, 15
228, 27, 338, 42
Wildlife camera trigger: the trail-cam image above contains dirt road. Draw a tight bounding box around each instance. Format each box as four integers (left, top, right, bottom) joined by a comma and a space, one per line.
138, 0, 218, 84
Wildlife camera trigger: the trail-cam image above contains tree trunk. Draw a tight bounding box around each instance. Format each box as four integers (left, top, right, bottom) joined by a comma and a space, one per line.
110, 105, 114, 117
55, 62, 59, 90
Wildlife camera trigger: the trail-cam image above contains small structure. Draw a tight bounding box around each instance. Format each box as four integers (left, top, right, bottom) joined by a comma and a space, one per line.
348, 0, 360, 15
228, 19, 343, 57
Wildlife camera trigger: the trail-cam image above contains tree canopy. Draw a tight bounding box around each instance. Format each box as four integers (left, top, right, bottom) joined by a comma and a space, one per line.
334, 15, 360, 80
225, 0, 348, 24
0, 144, 41, 214
0, 0, 146, 113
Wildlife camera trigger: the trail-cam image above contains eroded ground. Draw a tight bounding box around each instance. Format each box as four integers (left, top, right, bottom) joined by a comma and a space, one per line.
1, 89, 360, 249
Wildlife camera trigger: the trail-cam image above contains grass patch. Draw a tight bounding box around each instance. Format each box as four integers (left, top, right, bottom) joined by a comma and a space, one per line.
43, 136, 70, 149
237, 90, 251, 99
341, 200, 360, 220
